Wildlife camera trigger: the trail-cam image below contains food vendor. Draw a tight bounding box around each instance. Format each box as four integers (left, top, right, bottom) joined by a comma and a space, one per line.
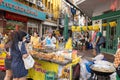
30, 32, 40, 46
43, 32, 56, 48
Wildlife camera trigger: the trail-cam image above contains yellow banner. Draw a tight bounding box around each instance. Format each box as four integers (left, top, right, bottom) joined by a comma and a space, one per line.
28, 59, 59, 80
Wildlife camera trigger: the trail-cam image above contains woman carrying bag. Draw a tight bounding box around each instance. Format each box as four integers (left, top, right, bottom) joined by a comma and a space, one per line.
10, 31, 29, 80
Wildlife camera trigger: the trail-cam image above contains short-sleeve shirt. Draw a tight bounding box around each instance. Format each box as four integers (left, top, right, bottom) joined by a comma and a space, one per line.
31, 36, 40, 45
96, 32, 102, 37
95, 32, 102, 42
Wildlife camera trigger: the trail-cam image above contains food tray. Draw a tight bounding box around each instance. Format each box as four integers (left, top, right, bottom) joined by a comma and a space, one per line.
91, 69, 114, 76
51, 59, 72, 65
38, 57, 71, 65
90, 64, 115, 76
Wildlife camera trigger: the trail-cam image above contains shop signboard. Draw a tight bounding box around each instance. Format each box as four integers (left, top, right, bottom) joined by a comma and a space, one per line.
28, 59, 59, 80
5, 12, 28, 22
0, 0, 46, 21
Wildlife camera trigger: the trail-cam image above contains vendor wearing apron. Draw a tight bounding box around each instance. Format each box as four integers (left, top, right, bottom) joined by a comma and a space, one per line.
43, 32, 56, 48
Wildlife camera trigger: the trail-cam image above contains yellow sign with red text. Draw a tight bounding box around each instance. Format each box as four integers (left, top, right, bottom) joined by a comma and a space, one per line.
28, 59, 59, 80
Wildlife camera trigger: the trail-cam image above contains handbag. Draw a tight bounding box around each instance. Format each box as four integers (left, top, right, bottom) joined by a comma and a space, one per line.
116, 64, 120, 77
19, 42, 35, 69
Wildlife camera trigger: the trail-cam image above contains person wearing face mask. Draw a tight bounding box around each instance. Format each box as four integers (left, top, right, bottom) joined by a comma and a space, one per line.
10, 31, 28, 80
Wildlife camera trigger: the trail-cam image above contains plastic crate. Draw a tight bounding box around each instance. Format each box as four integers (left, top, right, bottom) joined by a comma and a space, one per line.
45, 71, 56, 80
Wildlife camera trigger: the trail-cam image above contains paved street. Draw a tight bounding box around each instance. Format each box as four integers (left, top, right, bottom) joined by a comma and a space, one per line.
78, 49, 114, 62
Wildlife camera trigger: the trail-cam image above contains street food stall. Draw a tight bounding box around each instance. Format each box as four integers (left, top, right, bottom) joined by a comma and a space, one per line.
27, 43, 81, 80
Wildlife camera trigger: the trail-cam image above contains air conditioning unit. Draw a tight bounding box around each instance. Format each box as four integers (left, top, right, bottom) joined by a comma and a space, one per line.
29, 0, 36, 4
36, 1, 42, 8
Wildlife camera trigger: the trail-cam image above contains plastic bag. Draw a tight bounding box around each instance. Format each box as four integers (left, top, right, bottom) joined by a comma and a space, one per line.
80, 59, 91, 80
93, 54, 104, 61
22, 54, 35, 69
110, 72, 116, 80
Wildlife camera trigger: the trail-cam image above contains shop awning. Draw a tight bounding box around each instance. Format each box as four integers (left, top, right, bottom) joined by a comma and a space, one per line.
76, 0, 111, 18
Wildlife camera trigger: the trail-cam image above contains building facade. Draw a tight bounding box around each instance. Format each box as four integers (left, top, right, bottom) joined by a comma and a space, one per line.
0, 0, 46, 36
92, 0, 120, 54
41, 0, 62, 34
0, 0, 62, 36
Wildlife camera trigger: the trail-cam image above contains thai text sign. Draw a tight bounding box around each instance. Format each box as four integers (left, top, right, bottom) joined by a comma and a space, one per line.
0, 0, 46, 21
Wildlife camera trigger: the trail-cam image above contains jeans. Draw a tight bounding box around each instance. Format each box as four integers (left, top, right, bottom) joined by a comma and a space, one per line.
95, 43, 101, 54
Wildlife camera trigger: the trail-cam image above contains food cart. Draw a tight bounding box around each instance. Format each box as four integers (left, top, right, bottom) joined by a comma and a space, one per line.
27, 44, 81, 80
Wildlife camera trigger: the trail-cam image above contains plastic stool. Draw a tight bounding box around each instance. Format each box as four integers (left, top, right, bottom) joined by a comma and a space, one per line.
45, 71, 56, 80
